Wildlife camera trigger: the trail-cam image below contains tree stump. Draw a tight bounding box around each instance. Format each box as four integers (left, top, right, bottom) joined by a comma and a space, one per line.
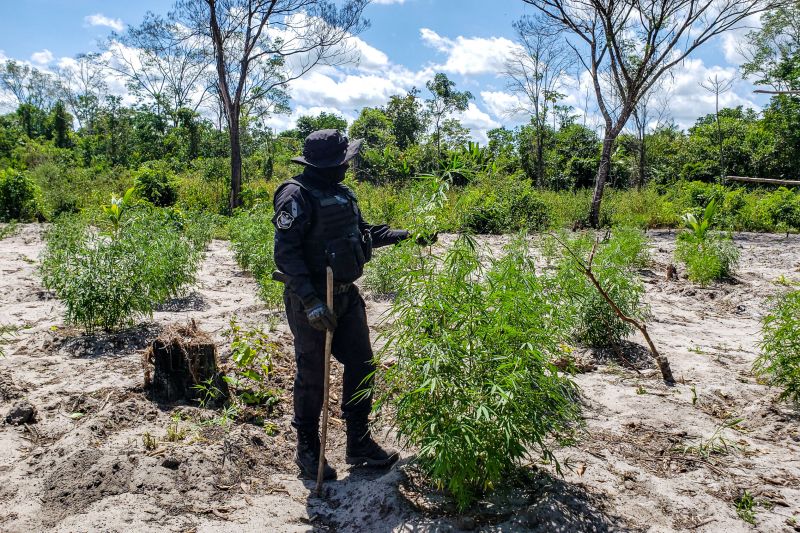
143, 320, 229, 406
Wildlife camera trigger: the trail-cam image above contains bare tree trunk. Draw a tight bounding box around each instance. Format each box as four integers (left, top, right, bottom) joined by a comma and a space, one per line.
228, 110, 242, 212
590, 132, 615, 227
637, 134, 646, 191
535, 126, 545, 187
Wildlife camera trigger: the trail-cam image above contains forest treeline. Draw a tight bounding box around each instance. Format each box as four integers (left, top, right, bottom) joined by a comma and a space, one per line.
0, 1, 799, 233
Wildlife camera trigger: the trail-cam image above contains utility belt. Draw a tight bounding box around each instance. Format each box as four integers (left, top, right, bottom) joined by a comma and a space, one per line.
271, 271, 354, 297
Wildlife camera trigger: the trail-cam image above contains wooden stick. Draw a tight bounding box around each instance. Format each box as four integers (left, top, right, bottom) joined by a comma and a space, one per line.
552, 233, 676, 384
316, 266, 335, 495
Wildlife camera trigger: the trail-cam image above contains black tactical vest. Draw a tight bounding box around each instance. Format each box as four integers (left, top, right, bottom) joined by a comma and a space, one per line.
281, 174, 372, 283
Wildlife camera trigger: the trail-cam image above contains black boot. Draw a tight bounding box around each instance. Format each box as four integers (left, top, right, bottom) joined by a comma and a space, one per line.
346, 420, 399, 467
295, 429, 337, 480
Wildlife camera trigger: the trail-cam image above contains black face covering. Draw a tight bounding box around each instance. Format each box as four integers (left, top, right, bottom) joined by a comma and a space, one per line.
322, 163, 349, 183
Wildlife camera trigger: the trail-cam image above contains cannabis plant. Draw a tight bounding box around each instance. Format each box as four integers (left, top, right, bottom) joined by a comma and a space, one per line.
676, 199, 739, 285
223, 316, 281, 407
754, 290, 800, 404
40, 203, 207, 333
549, 229, 649, 348
228, 206, 283, 307
375, 236, 580, 510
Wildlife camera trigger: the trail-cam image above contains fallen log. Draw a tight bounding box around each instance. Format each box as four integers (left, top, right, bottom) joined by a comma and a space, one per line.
726, 176, 800, 187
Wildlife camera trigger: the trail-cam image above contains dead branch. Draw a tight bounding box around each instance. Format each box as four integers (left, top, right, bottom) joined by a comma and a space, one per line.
552, 233, 676, 384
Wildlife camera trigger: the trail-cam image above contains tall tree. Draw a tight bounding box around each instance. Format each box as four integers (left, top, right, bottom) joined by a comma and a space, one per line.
741, 4, 800, 91
699, 74, 734, 182
56, 53, 108, 131
506, 16, 572, 186
630, 80, 670, 189
105, 12, 210, 119
48, 101, 73, 148
523, 0, 782, 227
425, 73, 473, 163
385, 89, 425, 149
1, 60, 60, 110
175, 0, 369, 210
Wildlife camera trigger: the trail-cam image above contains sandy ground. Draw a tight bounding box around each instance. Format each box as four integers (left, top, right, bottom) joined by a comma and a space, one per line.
0, 223, 799, 532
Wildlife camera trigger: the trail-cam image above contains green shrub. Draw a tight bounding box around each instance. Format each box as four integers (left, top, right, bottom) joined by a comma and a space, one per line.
759, 187, 800, 230
550, 229, 649, 347
375, 236, 580, 510
40, 207, 207, 333
754, 290, 800, 404
0, 168, 41, 222
134, 162, 179, 207
228, 206, 283, 307
675, 200, 739, 284
459, 177, 550, 234
675, 234, 739, 285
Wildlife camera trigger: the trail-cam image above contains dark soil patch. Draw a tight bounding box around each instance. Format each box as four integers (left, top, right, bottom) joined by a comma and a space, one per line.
398, 465, 632, 532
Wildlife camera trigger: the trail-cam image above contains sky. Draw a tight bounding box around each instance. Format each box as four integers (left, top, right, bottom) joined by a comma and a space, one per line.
0, 0, 770, 142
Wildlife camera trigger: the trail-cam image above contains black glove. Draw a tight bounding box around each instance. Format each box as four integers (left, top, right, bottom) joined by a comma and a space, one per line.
305, 299, 337, 331
415, 232, 438, 247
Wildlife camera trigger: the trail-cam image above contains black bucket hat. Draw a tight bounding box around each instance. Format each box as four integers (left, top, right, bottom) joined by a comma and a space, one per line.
291, 129, 364, 168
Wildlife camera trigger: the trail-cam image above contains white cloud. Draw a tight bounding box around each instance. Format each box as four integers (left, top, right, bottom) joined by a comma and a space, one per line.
455, 102, 501, 142
420, 28, 520, 76
652, 58, 759, 129
480, 91, 529, 123
30, 49, 54, 65
84, 13, 124, 32
720, 13, 762, 66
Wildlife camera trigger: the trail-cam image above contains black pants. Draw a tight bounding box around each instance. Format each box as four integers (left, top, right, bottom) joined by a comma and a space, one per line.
284, 286, 375, 432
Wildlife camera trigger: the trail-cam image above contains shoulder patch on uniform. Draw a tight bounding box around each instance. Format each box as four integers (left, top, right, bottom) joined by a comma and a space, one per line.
276, 211, 295, 230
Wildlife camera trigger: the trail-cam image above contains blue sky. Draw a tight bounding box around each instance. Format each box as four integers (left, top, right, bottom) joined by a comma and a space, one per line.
0, 0, 768, 140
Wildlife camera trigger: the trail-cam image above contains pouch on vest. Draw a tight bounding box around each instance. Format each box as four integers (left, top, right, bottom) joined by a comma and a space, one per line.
326, 236, 366, 283
360, 229, 373, 263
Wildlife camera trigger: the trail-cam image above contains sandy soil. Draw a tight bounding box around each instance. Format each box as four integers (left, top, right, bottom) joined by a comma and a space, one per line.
0, 223, 799, 532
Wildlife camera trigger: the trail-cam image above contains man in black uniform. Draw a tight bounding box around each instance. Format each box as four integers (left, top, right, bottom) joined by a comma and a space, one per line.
273, 129, 415, 480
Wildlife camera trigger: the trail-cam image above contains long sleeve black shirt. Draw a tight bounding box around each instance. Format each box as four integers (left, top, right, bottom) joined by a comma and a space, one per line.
272, 168, 409, 306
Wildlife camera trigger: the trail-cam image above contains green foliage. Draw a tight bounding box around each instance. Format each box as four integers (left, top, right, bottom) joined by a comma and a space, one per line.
759, 187, 800, 230
0, 323, 17, 357
363, 240, 418, 297
40, 206, 208, 333
223, 316, 281, 408
228, 205, 283, 307
459, 176, 550, 234
550, 229, 649, 347
0, 168, 41, 222
375, 236, 580, 510
735, 490, 757, 525
676, 234, 739, 285
134, 162, 179, 207
675, 200, 739, 285
0, 221, 18, 240
754, 290, 800, 404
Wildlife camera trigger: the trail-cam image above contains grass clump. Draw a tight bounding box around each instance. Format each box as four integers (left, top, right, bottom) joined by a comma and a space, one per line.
375, 235, 580, 510
549, 228, 650, 347
40, 196, 209, 333
675, 200, 739, 285
754, 290, 800, 404
228, 205, 283, 307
